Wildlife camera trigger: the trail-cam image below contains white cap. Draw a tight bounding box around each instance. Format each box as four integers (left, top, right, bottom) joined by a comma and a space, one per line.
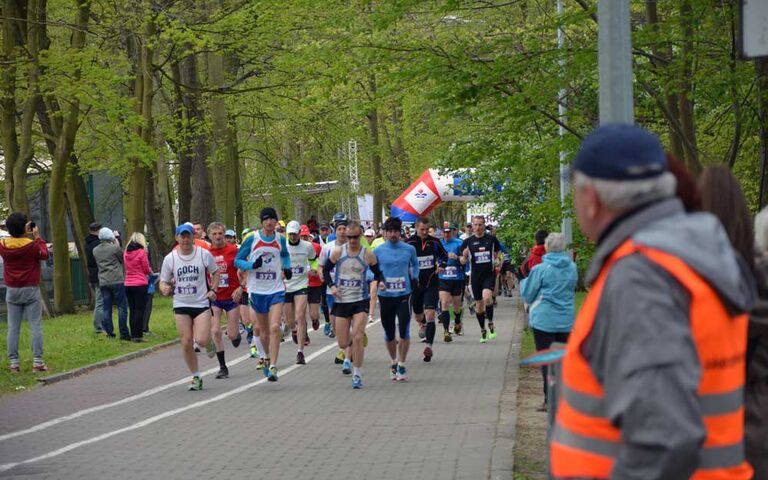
286, 220, 301, 234
364, 229, 375, 237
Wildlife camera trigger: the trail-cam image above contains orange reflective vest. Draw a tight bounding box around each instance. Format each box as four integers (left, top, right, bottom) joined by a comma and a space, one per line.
550, 240, 752, 479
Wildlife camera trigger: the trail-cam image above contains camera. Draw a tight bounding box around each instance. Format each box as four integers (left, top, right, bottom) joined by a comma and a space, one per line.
27, 222, 36, 232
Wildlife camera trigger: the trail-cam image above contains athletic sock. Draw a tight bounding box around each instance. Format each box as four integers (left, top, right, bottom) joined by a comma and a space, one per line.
353, 367, 361, 376
254, 336, 265, 355
269, 364, 275, 369
321, 304, 330, 323
192, 371, 200, 378
487, 305, 494, 322
455, 311, 462, 325
438, 311, 450, 331
426, 321, 436, 344
216, 351, 226, 368
477, 312, 486, 330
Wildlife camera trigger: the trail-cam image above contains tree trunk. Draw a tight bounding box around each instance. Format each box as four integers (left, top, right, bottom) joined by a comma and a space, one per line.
207, 50, 228, 223
367, 74, 383, 226
171, 60, 192, 223
145, 131, 176, 266
757, 57, 768, 209
49, 0, 90, 315
677, 0, 701, 174
1, 0, 21, 213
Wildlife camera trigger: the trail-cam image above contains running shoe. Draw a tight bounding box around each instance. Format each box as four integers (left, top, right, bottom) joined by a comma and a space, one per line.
268, 366, 278, 382
193, 341, 201, 353
245, 323, 254, 345
304, 333, 310, 346
396, 365, 408, 382
488, 323, 497, 339
390, 363, 398, 381
250, 345, 259, 358
296, 351, 306, 365
480, 330, 488, 344
238, 321, 246, 336
291, 329, 298, 344
352, 374, 363, 389
423, 346, 433, 363
256, 357, 265, 370
312, 318, 320, 331
342, 359, 352, 375
468, 303, 476, 315
215, 366, 229, 379
418, 322, 426, 339
10, 364, 20, 373
323, 322, 331, 336
444, 331, 453, 343
368, 314, 373, 323
32, 363, 48, 373
261, 359, 271, 378
206, 341, 216, 358
188, 376, 203, 391
335, 350, 345, 364
453, 323, 463, 335
232, 333, 242, 348
329, 329, 336, 339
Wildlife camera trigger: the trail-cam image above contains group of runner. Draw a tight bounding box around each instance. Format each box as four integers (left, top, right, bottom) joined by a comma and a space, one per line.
159, 208, 507, 391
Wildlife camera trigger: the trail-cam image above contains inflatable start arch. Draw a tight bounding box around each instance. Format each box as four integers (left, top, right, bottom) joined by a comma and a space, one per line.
390, 169, 480, 223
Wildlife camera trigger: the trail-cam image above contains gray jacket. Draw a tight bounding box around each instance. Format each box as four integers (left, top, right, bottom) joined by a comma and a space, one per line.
580, 198, 755, 479
92, 241, 125, 286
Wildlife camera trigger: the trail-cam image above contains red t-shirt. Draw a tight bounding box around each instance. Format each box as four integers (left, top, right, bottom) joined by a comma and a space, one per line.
209, 243, 240, 301
308, 242, 323, 288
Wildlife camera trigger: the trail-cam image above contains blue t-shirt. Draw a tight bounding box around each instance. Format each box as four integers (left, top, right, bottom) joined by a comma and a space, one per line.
439, 237, 465, 281
374, 240, 419, 298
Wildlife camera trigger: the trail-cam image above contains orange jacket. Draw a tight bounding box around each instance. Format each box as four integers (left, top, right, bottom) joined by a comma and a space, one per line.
550, 240, 752, 479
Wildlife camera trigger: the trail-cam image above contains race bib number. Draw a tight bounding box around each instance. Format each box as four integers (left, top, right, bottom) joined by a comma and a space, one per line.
339, 278, 362, 289
474, 251, 491, 264
219, 274, 229, 288
384, 276, 406, 293
291, 265, 305, 276
176, 286, 198, 295
418, 255, 434, 270
443, 266, 459, 278
254, 271, 277, 282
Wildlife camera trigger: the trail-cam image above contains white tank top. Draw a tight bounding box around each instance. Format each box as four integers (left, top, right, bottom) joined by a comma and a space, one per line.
246, 231, 285, 295
334, 244, 369, 304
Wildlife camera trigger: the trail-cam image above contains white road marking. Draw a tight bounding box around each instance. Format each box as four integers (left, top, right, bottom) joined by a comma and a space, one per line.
0, 318, 380, 473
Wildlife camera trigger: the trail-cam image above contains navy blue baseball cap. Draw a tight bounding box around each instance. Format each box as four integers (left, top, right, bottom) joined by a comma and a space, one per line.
572, 124, 666, 180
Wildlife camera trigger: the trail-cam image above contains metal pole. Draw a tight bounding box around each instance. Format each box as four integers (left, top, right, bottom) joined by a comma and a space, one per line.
598, 0, 634, 124
557, 0, 572, 247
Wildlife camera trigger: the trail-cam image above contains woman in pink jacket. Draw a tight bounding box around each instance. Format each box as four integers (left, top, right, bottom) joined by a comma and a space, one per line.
124, 233, 153, 342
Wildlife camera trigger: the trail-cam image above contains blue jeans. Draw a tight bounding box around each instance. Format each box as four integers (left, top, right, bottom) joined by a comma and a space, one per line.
101, 284, 129, 338
6, 287, 44, 365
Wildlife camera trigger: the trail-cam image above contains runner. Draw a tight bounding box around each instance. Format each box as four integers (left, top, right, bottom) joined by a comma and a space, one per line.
283, 220, 317, 365
461, 215, 504, 343
224, 229, 238, 246
192, 222, 211, 249
159, 224, 220, 391
207, 222, 243, 379
406, 217, 448, 362
439, 222, 465, 340
303, 225, 324, 337
323, 220, 381, 389
318, 220, 349, 365
375, 217, 419, 381
234, 207, 292, 382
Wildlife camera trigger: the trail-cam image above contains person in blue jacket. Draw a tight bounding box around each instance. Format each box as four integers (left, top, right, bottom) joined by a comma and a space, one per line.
520, 232, 577, 411
375, 217, 420, 382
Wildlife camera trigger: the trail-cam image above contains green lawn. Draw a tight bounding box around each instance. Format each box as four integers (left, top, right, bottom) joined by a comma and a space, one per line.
0, 296, 180, 396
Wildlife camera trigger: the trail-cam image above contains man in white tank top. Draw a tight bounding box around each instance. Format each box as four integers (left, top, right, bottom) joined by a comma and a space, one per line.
160, 224, 220, 391
323, 221, 382, 389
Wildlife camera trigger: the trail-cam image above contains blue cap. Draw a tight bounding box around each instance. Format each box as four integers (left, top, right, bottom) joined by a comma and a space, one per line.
224, 229, 236, 237
175, 224, 194, 235
572, 124, 666, 180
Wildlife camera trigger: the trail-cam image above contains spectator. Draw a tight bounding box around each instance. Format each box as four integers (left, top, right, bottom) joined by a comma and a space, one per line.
113, 230, 122, 247
84, 222, 104, 334
666, 154, 702, 212
518, 229, 548, 279
93, 227, 129, 340
520, 232, 577, 411
0, 213, 49, 373
124, 232, 152, 342
550, 124, 754, 479
749, 208, 768, 479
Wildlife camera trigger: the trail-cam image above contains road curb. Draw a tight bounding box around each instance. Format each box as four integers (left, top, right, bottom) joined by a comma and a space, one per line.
490, 296, 525, 480
37, 338, 180, 386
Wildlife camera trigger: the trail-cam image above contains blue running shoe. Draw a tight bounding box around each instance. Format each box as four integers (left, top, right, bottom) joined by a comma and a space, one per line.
245, 323, 254, 345
268, 366, 278, 382
342, 359, 352, 375
261, 359, 271, 378
396, 365, 408, 382
352, 374, 363, 389
323, 322, 331, 336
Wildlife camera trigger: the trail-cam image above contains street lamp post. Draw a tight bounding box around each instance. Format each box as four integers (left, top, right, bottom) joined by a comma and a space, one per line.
598, 0, 634, 124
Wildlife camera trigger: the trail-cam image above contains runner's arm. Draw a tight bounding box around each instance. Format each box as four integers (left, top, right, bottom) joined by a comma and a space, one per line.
234, 235, 257, 270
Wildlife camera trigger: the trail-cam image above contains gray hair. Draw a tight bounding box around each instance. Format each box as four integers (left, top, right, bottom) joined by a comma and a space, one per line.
207, 222, 226, 234
544, 232, 565, 253
573, 171, 677, 211
755, 207, 768, 254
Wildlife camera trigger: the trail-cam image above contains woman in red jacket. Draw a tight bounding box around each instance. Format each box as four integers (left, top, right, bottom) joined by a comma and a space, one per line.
124, 233, 153, 342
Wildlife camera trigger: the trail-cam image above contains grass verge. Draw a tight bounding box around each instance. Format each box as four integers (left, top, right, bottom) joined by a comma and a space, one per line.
0, 296, 179, 396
